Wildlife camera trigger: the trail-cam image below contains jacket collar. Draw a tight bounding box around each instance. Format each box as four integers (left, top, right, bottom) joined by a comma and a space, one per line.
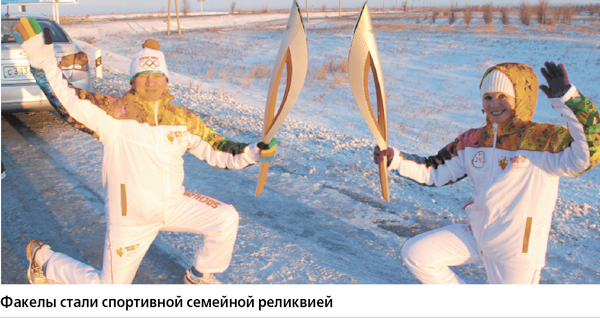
118, 89, 176, 125
485, 114, 526, 136
122, 88, 175, 108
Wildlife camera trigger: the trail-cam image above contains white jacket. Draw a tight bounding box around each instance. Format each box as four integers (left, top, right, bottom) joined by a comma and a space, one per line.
388, 63, 599, 268
28, 50, 261, 227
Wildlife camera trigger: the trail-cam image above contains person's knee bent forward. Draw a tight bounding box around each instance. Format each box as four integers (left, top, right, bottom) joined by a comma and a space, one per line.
402, 236, 465, 284
401, 224, 481, 284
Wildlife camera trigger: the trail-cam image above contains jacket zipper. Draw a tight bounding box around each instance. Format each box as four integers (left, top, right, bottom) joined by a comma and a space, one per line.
479, 123, 498, 256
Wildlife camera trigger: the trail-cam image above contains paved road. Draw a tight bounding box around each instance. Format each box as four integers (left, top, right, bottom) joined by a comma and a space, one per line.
1, 111, 185, 284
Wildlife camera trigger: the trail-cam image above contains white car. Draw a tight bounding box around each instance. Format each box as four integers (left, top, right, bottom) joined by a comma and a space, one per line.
1, 13, 91, 112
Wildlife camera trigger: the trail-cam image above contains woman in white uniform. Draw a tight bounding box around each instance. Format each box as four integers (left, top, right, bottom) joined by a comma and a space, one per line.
374, 62, 599, 284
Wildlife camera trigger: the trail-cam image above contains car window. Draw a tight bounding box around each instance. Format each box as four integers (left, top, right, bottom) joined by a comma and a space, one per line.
1, 19, 69, 43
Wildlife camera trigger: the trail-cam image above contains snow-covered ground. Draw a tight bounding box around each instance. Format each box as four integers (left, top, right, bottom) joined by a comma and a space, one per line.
2, 8, 599, 290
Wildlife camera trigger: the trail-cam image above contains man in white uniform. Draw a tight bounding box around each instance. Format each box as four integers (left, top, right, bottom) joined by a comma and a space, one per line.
14, 18, 274, 284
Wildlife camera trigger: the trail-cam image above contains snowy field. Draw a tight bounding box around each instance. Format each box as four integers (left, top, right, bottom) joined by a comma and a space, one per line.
2, 8, 600, 290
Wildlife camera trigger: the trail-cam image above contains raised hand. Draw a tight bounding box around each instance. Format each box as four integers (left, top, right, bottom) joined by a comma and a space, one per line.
11, 17, 54, 64
540, 61, 571, 99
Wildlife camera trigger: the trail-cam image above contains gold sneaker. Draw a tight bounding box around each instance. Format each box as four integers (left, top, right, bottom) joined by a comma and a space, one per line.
26, 240, 50, 284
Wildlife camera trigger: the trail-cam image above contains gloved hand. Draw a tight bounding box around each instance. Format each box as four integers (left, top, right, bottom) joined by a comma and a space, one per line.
539, 61, 572, 99
11, 17, 54, 65
257, 138, 278, 162
373, 145, 394, 167
257, 138, 277, 151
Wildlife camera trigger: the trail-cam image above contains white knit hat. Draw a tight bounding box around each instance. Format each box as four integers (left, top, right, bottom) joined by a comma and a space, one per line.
480, 69, 515, 98
129, 39, 169, 84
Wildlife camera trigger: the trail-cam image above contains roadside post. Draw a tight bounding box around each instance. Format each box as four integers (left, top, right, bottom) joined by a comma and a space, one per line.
53, 0, 59, 24
95, 49, 102, 79
197, 0, 204, 14
167, 0, 182, 35
305, 0, 309, 22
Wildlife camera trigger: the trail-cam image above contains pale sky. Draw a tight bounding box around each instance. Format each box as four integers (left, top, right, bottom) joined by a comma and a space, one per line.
2, 0, 597, 16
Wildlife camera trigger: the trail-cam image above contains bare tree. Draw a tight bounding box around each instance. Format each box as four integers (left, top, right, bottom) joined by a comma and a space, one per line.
431, 9, 439, 23
230, 2, 236, 14
182, 0, 192, 15
536, 0, 549, 25
482, 3, 493, 25
593, 4, 600, 16
464, 5, 472, 26
553, 6, 563, 24
448, 3, 456, 24
402, 0, 408, 11
563, 4, 574, 24
449, 11, 456, 24
520, 1, 531, 26
500, 6, 510, 25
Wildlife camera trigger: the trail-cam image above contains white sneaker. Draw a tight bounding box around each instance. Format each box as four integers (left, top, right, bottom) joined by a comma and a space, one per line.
26, 240, 50, 284
182, 269, 222, 284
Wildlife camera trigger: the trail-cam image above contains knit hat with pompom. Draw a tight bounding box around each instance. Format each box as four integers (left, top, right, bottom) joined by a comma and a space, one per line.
129, 39, 169, 84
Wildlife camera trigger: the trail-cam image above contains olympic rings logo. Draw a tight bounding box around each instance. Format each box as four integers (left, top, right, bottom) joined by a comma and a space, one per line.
139, 59, 160, 69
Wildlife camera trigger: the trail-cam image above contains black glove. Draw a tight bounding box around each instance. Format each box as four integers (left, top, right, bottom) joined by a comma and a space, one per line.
43, 27, 53, 44
373, 145, 394, 167
257, 142, 269, 150
540, 61, 571, 99
257, 138, 277, 150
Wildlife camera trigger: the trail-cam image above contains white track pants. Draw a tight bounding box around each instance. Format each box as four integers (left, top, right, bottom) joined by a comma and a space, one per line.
401, 224, 542, 284
44, 192, 239, 284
